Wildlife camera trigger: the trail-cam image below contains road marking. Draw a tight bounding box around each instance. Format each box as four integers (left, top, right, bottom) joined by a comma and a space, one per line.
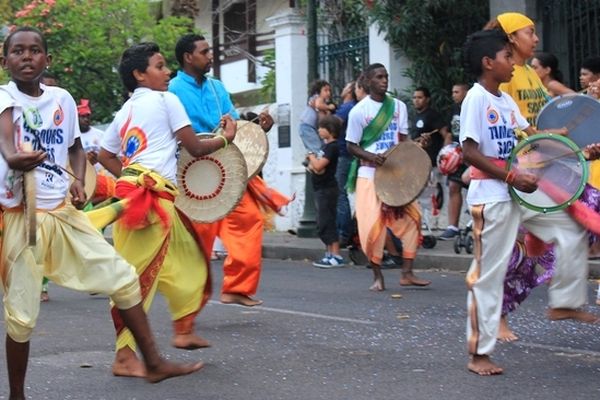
518, 341, 600, 357
209, 300, 375, 325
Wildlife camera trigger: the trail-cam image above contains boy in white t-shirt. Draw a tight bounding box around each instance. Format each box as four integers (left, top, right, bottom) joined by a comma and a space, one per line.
460, 29, 599, 376
0, 27, 202, 400
98, 42, 236, 379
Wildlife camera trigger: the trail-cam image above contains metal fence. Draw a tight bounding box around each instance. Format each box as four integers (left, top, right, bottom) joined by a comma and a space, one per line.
317, 35, 369, 101
540, 0, 600, 90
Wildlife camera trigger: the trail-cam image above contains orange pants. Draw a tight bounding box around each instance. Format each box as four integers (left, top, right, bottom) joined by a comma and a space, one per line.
194, 191, 264, 296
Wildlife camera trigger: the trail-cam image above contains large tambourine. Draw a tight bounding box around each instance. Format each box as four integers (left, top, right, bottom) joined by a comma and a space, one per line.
507, 133, 588, 213
68, 159, 97, 201
536, 93, 600, 148
232, 120, 269, 179
374, 141, 431, 207
175, 134, 248, 223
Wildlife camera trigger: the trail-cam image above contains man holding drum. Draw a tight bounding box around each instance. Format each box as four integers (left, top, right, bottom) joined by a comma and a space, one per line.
169, 33, 290, 307
346, 63, 431, 291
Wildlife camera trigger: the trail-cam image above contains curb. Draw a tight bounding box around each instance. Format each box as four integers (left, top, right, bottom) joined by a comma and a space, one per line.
262, 244, 600, 279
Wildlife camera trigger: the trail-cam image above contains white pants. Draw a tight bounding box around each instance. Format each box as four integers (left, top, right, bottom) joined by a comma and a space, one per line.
466, 200, 588, 356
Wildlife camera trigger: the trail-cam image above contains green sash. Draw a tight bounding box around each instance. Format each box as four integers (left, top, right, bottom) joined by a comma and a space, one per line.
346, 95, 396, 192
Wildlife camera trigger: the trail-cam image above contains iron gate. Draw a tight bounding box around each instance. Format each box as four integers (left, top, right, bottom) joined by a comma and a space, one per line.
540, 0, 600, 90
317, 35, 369, 102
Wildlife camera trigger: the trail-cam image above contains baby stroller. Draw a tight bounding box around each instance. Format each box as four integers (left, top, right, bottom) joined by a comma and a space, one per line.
453, 218, 473, 254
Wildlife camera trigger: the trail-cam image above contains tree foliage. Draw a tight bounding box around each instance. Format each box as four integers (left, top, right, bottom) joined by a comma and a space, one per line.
366, 0, 489, 113
5, 0, 196, 123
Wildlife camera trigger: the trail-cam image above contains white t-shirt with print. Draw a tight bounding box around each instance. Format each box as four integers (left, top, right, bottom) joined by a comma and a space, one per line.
0, 81, 80, 209
459, 83, 529, 205
346, 96, 409, 179
102, 88, 191, 185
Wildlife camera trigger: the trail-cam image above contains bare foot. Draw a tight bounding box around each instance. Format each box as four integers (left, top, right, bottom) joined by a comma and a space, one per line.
112, 347, 146, 378
145, 360, 204, 383
399, 273, 431, 287
468, 354, 504, 376
369, 277, 385, 291
547, 308, 600, 323
40, 291, 49, 302
171, 333, 212, 350
220, 293, 263, 307
497, 316, 518, 342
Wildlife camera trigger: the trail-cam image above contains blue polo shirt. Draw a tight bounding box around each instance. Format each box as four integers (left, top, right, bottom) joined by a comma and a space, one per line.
168, 70, 239, 133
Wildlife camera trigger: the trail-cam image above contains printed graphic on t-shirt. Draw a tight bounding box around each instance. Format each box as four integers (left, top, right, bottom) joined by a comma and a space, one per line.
374, 114, 399, 152
119, 111, 148, 166
486, 106, 515, 159
516, 87, 546, 126
22, 104, 66, 190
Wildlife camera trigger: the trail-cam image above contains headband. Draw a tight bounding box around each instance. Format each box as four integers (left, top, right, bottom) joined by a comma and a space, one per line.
497, 12, 534, 34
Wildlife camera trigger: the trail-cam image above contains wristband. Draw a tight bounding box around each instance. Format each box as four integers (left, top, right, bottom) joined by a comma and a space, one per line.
216, 134, 228, 149
505, 170, 517, 185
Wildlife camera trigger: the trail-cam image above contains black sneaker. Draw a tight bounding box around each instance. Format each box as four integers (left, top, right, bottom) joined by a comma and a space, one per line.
438, 228, 459, 241
381, 254, 403, 269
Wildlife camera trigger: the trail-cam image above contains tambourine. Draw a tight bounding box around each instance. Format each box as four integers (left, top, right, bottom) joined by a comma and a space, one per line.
374, 141, 431, 207
175, 134, 248, 223
536, 94, 600, 148
68, 159, 97, 202
232, 120, 269, 179
507, 133, 588, 212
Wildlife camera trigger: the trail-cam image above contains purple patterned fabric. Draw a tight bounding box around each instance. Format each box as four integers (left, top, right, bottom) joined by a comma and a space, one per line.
501, 184, 600, 315
579, 184, 600, 248
502, 240, 556, 315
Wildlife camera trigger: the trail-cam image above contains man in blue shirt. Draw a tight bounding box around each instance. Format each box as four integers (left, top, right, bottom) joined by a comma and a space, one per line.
169, 35, 239, 132
169, 34, 284, 308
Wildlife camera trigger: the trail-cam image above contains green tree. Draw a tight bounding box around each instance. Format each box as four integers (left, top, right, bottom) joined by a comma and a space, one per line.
366, 0, 489, 113
8, 0, 195, 123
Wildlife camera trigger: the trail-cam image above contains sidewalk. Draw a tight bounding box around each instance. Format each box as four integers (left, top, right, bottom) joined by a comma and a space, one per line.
262, 230, 600, 278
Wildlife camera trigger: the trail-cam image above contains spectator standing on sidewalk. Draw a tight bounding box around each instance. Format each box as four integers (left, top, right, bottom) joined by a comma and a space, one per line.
334, 80, 357, 247
439, 83, 469, 241
410, 87, 450, 228
307, 115, 345, 268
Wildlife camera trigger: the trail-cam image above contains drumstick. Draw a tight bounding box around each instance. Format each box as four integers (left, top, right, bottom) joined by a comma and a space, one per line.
517, 147, 588, 168
21, 142, 37, 246
23, 133, 82, 181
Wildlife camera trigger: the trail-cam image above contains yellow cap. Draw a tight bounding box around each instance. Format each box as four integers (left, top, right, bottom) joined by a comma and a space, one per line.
497, 12, 534, 34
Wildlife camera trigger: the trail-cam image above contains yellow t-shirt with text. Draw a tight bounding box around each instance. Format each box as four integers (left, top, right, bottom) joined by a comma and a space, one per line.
499, 64, 549, 129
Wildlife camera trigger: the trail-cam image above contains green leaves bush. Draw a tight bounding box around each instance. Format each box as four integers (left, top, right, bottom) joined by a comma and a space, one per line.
8, 0, 195, 123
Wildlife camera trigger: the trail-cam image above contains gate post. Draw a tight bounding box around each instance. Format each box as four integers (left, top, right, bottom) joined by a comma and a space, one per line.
267, 9, 312, 233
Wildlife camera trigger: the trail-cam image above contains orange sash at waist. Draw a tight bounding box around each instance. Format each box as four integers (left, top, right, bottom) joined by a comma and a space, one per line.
470, 158, 507, 180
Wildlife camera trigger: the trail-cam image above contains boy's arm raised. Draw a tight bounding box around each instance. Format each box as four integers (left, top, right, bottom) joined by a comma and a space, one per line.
0, 108, 46, 171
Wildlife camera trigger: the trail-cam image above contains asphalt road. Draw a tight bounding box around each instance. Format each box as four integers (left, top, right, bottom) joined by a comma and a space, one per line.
0, 260, 599, 400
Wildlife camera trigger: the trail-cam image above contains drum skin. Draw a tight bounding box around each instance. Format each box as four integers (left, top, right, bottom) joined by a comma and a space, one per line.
507, 133, 587, 213
175, 134, 248, 223
232, 120, 269, 179
536, 94, 600, 148
374, 142, 431, 207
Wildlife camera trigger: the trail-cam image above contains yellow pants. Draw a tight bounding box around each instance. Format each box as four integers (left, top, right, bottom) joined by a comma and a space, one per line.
1, 205, 141, 343
112, 198, 209, 352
